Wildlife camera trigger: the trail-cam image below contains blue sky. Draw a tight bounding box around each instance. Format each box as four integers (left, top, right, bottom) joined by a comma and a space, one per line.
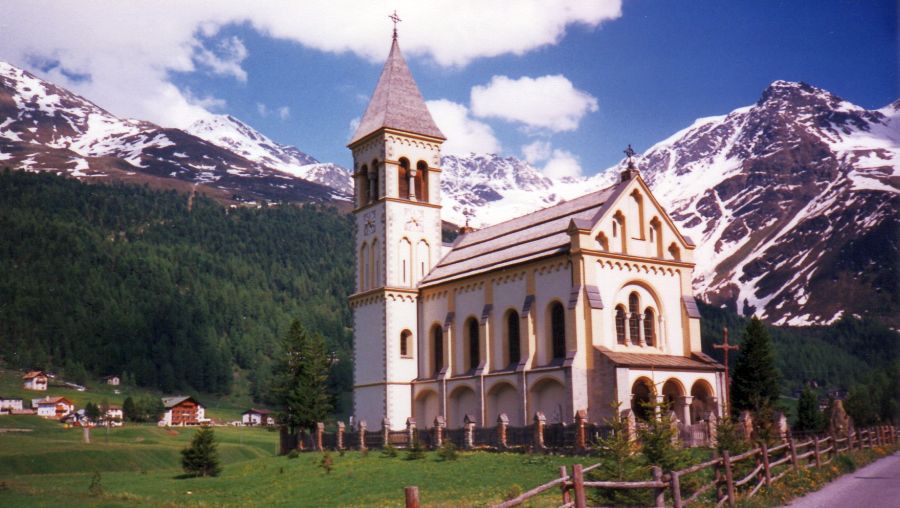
3, 0, 896, 177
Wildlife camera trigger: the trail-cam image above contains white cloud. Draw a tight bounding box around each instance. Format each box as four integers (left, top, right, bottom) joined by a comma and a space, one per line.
541, 149, 583, 179
426, 99, 501, 155
257, 102, 291, 120
0, 1, 621, 128
471, 75, 598, 132
522, 140, 552, 164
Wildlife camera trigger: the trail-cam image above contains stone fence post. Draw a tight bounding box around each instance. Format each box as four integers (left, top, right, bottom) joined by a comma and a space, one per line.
707, 413, 718, 448
358, 420, 367, 451
382, 417, 391, 447
575, 409, 587, 453
464, 414, 476, 449
315, 422, 325, 451
336, 421, 345, 450
534, 411, 547, 450
497, 413, 509, 449
433, 416, 445, 449
406, 417, 417, 445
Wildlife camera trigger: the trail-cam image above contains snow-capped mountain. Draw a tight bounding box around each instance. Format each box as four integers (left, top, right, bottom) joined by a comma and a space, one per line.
0, 61, 343, 204
185, 114, 351, 196
441, 82, 899, 327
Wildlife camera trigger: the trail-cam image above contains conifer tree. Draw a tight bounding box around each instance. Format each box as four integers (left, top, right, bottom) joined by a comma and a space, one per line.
272, 320, 333, 435
181, 427, 222, 477
795, 386, 823, 432
731, 317, 780, 414
122, 396, 136, 422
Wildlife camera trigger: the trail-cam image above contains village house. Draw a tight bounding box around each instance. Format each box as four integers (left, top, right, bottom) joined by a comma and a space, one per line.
241, 408, 275, 426
160, 396, 207, 426
0, 397, 24, 414
349, 31, 725, 431
34, 396, 74, 419
101, 375, 120, 386
22, 370, 48, 391
105, 405, 124, 424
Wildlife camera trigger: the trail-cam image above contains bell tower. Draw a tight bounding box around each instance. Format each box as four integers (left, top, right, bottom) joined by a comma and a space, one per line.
348, 25, 445, 429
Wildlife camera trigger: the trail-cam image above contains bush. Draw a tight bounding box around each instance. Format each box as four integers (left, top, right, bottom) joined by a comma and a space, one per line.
437, 441, 458, 461
381, 443, 398, 458
286, 450, 300, 459
180, 427, 222, 477
88, 471, 103, 497
406, 438, 425, 460
319, 451, 334, 474
505, 484, 522, 501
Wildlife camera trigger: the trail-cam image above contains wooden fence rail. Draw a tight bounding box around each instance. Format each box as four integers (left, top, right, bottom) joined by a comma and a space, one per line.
407, 425, 898, 508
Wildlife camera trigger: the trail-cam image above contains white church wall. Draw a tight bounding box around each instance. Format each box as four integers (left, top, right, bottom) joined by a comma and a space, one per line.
489, 275, 527, 370
453, 284, 486, 375
354, 300, 385, 386
420, 292, 449, 377
533, 264, 572, 367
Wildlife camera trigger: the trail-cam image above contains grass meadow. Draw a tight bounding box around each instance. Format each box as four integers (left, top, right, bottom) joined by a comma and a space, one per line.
0, 415, 581, 507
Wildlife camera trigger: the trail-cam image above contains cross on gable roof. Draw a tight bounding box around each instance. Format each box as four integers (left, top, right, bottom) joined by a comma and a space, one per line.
348, 38, 444, 145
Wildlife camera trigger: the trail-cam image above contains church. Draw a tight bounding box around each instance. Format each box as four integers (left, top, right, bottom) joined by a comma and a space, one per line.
348, 31, 725, 432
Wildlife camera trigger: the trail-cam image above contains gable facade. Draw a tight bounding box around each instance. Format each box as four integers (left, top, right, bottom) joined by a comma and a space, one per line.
350, 34, 724, 431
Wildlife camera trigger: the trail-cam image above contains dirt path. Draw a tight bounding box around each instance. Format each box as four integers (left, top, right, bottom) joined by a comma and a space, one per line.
784, 452, 900, 508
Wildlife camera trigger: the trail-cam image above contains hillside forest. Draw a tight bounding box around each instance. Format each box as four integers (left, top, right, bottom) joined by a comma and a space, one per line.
0, 170, 895, 420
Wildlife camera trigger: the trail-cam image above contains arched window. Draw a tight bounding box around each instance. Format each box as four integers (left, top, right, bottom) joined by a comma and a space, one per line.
628, 293, 640, 345
615, 305, 627, 345
359, 242, 368, 291
398, 158, 410, 199
507, 310, 521, 366
668, 243, 681, 261
358, 164, 369, 206
643, 308, 656, 347
631, 190, 645, 239
550, 302, 566, 360
399, 238, 412, 286
370, 238, 379, 288
467, 318, 480, 371
613, 211, 627, 253
400, 330, 413, 358
432, 325, 443, 375
415, 160, 428, 202
371, 159, 380, 199
416, 240, 429, 282
612, 221, 617, 237
650, 218, 663, 258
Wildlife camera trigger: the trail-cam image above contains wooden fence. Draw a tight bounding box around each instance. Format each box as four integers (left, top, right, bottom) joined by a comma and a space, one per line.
402, 425, 897, 508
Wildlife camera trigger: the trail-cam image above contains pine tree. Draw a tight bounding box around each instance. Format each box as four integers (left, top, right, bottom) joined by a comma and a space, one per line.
272, 320, 333, 435
795, 386, 823, 432
84, 402, 100, 421
122, 396, 136, 422
731, 317, 780, 414
180, 427, 222, 477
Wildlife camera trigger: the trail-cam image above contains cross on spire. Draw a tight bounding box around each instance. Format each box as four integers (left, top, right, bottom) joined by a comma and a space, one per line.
389, 10, 402, 40
624, 144, 637, 169
713, 326, 740, 417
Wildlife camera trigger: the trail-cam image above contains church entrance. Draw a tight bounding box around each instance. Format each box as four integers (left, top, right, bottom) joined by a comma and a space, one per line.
631, 378, 655, 421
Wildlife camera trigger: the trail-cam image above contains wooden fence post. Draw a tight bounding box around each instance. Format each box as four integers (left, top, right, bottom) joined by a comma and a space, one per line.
652, 466, 665, 508
789, 438, 798, 470
813, 436, 821, 468
572, 463, 586, 508
559, 466, 571, 506
404, 486, 420, 508
670, 470, 683, 508
761, 443, 772, 486
722, 450, 736, 507
830, 431, 838, 457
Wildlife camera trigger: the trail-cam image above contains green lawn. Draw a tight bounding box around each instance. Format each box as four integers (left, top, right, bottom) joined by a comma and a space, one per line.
0, 416, 582, 507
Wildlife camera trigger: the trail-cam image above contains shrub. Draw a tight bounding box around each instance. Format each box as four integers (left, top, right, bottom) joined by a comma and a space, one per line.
88, 471, 103, 497
180, 427, 222, 477
320, 451, 334, 474
381, 443, 398, 458
406, 438, 425, 460
505, 484, 523, 501
286, 450, 300, 459
437, 441, 458, 461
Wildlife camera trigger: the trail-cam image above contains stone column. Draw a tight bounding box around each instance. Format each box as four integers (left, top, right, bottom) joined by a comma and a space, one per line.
433, 416, 445, 448
680, 396, 694, 426
358, 420, 367, 451
464, 414, 477, 449
534, 411, 547, 450
336, 421, 345, 450
315, 422, 325, 451
497, 413, 509, 449
406, 417, 417, 446
382, 417, 391, 447
408, 167, 417, 201
574, 409, 588, 453
637, 315, 647, 347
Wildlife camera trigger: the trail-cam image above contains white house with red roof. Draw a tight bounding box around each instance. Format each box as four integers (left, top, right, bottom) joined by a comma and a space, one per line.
22, 371, 48, 391
349, 29, 725, 431
241, 408, 275, 426
34, 396, 74, 418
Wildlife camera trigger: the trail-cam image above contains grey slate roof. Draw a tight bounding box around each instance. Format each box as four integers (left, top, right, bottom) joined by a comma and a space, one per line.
349, 38, 445, 145
420, 182, 624, 286
162, 396, 195, 408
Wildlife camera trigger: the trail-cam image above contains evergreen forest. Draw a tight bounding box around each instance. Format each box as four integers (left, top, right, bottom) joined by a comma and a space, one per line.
0, 170, 895, 416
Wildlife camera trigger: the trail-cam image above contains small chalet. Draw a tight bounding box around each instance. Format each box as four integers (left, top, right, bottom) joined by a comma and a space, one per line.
105, 405, 124, 422
35, 396, 74, 419
22, 371, 48, 391
160, 396, 207, 426
241, 408, 275, 426
102, 375, 120, 386
0, 397, 24, 414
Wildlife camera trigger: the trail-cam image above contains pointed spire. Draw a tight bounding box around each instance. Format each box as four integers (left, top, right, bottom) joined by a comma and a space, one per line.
349, 35, 445, 146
